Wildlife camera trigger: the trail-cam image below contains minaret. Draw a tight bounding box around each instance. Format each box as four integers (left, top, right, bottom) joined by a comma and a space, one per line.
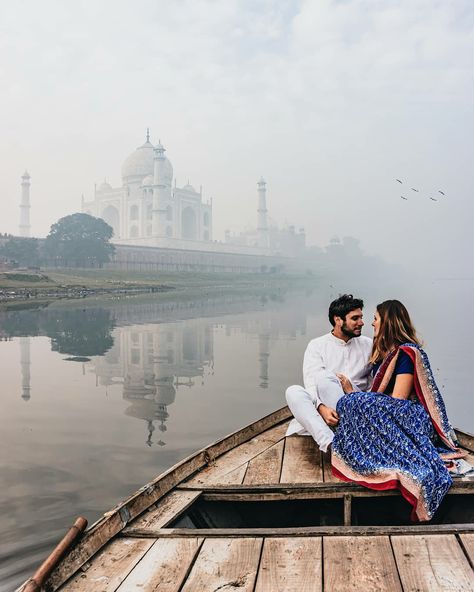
20, 171, 31, 237
152, 140, 168, 237
258, 332, 270, 389
257, 177, 269, 249
20, 337, 31, 401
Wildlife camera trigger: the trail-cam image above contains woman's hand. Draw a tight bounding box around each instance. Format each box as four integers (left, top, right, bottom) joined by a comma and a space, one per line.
336, 373, 354, 394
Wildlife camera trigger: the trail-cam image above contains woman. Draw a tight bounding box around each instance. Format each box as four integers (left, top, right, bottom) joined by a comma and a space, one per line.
332, 299, 464, 522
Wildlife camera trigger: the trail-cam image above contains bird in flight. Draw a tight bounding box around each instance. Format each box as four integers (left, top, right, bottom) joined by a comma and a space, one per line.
396, 179, 403, 184
400, 196, 408, 200
438, 190, 445, 196
429, 197, 438, 201
411, 188, 419, 192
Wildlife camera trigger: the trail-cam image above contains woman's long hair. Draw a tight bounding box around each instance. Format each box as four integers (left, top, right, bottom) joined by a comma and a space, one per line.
370, 300, 421, 364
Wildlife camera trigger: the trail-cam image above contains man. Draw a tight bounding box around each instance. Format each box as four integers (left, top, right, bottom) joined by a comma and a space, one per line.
286, 294, 372, 452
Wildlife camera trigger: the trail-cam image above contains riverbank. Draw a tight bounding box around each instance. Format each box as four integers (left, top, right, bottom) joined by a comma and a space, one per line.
0, 268, 318, 309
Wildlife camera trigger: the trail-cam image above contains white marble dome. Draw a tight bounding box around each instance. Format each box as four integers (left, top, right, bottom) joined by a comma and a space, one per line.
141, 174, 153, 187
122, 139, 173, 186
122, 140, 154, 179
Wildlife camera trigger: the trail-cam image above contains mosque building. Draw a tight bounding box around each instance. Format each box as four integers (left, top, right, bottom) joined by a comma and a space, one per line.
82, 130, 213, 249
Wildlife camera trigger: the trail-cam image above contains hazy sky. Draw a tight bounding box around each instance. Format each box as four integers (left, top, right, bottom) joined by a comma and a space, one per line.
1, 0, 473, 274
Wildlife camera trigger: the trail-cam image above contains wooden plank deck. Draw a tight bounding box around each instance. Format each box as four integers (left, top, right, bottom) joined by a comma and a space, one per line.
59, 533, 474, 591
391, 534, 474, 591
41, 412, 474, 592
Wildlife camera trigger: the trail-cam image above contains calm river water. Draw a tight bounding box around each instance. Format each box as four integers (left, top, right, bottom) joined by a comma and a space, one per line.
1, 279, 473, 591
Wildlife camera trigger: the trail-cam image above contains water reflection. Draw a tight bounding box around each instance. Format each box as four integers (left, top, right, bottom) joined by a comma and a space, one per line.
92, 320, 214, 446
1, 307, 115, 357
20, 337, 31, 401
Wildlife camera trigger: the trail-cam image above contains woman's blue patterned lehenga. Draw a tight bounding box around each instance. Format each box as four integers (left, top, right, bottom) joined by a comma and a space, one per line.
331, 344, 459, 521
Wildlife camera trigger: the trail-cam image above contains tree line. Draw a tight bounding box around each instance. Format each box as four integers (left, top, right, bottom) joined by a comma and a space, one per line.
0, 213, 115, 268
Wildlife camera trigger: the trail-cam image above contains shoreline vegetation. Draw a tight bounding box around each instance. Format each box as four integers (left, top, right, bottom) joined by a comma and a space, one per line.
0, 268, 319, 310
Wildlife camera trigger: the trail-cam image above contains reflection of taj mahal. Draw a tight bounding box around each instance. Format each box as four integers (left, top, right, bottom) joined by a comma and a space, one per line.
91, 320, 214, 446
82, 131, 213, 248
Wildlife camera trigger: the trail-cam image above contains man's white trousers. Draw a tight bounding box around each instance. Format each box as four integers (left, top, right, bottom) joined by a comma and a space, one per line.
285, 371, 344, 453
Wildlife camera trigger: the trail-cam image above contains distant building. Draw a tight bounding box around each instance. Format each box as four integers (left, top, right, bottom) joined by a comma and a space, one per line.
82, 131, 305, 257
225, 178, 306, 257
19, 171, 31, 237
82, 131, 213, 250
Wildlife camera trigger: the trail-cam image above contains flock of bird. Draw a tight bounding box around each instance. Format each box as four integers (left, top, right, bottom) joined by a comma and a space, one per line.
395, 178, 446, 202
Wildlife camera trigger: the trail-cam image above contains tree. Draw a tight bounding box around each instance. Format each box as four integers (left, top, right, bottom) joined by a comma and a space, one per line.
0, 237, 40, 267
44, 213, 115, 267
44, 308, 115, 356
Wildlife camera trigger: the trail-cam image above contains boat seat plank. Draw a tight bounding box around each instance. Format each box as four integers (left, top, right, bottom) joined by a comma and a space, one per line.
185, 422, 287, 486
180, 537, 263, 592
459, 533, 474, 568
323, 536, 402, 591
254, 537, 322, 592
391, 534, 474, 591
115, 538, 202, 592
129, 491, 201, 530
460, 452, 474, 481
59, 538, 154, 591
280, 436, 323, 483
244, 440, 284, 485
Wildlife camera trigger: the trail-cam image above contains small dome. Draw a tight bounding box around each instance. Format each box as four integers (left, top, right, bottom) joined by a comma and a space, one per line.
98, 181, 112, 192
142, 175, 153, 187
183, 183, 196, 193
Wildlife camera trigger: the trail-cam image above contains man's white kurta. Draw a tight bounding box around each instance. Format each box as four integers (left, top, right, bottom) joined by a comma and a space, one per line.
286, 332, 373, 436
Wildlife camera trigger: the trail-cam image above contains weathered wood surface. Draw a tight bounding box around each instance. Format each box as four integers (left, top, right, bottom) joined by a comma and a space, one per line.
280, 436, 323, 483
321, 450, 339, 483
391, 534, 474, 591
43, 407, 291, 591
185, 422, 287, 486
115, 538, 202, 592
254, 537, 322, 592
59, 534, 474, 592
244, 440, 284, 485
131, 491, 201, 530
122, 523, 474, 539
459, 533, 474, 567
61, 538, 154, 591
179, 479, 473, 497
180, 538, 262, 592
323, 536, 402, 591
216, 463, 249, 485
457, 430, 474, 452
23, 410, 473, 592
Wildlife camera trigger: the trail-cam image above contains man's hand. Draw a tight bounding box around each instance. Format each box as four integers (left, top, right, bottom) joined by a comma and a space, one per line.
318, 403, 339, 426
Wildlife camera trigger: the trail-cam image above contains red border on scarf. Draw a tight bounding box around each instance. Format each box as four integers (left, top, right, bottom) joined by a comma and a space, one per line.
332, 465, 420, 522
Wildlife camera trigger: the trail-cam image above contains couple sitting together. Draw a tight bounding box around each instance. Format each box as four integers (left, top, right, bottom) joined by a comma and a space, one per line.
286, 294, 469, 522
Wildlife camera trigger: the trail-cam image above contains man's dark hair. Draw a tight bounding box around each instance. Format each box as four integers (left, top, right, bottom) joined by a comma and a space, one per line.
328, 294, 364, 326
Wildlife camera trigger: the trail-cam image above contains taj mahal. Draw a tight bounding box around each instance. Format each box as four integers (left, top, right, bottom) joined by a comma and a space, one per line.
82, 131, 305, 257
82, 130, 213, 248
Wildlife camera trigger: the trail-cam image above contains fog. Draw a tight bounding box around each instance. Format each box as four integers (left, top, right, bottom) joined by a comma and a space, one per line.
1, 0, 473, 276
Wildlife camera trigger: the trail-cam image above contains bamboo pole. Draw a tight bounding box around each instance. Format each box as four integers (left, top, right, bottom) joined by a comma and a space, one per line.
21, 517, 87, 592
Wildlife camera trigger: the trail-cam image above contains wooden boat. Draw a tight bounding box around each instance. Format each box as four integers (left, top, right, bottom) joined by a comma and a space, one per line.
18, 406, 474, 592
